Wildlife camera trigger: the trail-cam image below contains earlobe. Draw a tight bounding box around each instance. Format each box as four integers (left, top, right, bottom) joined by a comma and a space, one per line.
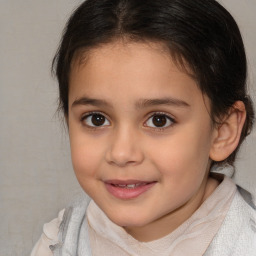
210, 101, 246, 162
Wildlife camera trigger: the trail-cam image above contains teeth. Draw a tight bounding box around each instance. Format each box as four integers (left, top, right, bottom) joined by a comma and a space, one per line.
117, 184, 126, 188
127, 184, 136, 189
113, 183, 148, 189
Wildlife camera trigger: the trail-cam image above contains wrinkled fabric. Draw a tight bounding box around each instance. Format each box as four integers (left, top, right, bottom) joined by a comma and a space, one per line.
31, 209, 65, 256
204, 189, 256, 255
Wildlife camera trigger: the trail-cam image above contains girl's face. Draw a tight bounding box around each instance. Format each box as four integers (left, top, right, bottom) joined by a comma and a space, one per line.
68, 41, 218, 241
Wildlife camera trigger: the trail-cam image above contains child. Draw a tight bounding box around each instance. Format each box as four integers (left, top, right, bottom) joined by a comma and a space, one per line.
31, 0, 256, 255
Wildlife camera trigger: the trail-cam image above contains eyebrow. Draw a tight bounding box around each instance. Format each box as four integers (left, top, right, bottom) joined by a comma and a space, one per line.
72, 97, 109, 108
135, 98, 190, 109
71, 97, 190, 109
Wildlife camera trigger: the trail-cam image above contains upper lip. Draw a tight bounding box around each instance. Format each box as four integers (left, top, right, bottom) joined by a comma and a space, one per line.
104, 180, 156, 185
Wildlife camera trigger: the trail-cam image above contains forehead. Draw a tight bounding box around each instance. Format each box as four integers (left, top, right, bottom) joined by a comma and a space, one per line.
71, 40, 173, 76
71, 40, 194, 77
69, 41, 209, 111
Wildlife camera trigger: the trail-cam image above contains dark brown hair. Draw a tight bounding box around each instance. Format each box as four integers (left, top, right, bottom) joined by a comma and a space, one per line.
53, 0, 254, 165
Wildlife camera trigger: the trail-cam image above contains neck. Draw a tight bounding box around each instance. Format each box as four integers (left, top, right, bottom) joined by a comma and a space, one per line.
124, 176, 219, 242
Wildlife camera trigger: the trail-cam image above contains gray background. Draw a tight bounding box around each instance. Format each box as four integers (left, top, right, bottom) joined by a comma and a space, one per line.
0, 1, 255, 255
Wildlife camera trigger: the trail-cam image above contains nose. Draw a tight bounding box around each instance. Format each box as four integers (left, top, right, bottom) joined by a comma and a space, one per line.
105, 126, 144, 167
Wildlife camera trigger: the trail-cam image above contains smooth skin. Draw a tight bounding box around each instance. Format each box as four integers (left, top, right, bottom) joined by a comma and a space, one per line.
67, 41, 246, 242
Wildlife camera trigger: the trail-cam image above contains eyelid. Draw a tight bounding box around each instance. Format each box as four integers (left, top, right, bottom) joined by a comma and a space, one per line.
143, 112, 176, 130
144, 111, 176, 122
81, 110, 110, 118
80, 111, 111, 128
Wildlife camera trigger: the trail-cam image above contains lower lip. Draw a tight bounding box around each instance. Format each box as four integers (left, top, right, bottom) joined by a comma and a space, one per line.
105, 182, 156, 200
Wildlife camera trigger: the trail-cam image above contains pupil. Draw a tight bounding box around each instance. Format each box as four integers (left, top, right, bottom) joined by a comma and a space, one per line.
153, 115, 167, 127
92, 114, 105, 126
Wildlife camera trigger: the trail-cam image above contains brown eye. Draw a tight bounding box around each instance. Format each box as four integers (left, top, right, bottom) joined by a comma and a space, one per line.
83, 113, 110, 127
145, 114, 174, 128
152, 115, 167, 127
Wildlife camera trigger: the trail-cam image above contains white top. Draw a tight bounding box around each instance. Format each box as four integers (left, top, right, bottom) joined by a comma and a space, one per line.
31, 176, 236, 256
31, 209, 65, 256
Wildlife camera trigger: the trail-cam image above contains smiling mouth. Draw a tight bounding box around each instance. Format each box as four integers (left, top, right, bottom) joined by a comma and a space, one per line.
104, 180, 156, 199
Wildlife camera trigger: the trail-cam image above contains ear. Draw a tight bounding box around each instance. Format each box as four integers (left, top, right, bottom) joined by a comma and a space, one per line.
210, 101, 246, 162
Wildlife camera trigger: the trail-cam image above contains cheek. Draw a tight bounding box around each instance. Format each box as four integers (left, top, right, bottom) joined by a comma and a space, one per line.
70, 134, 104, 178
147, 127, 213, 177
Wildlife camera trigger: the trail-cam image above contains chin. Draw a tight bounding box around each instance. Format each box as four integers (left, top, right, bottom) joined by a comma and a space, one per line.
107, 210, 153, 228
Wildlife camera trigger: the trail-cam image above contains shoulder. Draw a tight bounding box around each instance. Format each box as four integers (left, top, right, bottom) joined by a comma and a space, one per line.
31, 193, 92, 256
205, 187, 256, 255
33, 193, 92, 255
233, 185, 256, 231
30, 209, 65, 256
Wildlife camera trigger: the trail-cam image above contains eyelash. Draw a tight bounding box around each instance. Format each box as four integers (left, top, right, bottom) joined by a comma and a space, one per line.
80, 111, 110, 129
80, 111, 176, 131
144, 112, 176, 131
